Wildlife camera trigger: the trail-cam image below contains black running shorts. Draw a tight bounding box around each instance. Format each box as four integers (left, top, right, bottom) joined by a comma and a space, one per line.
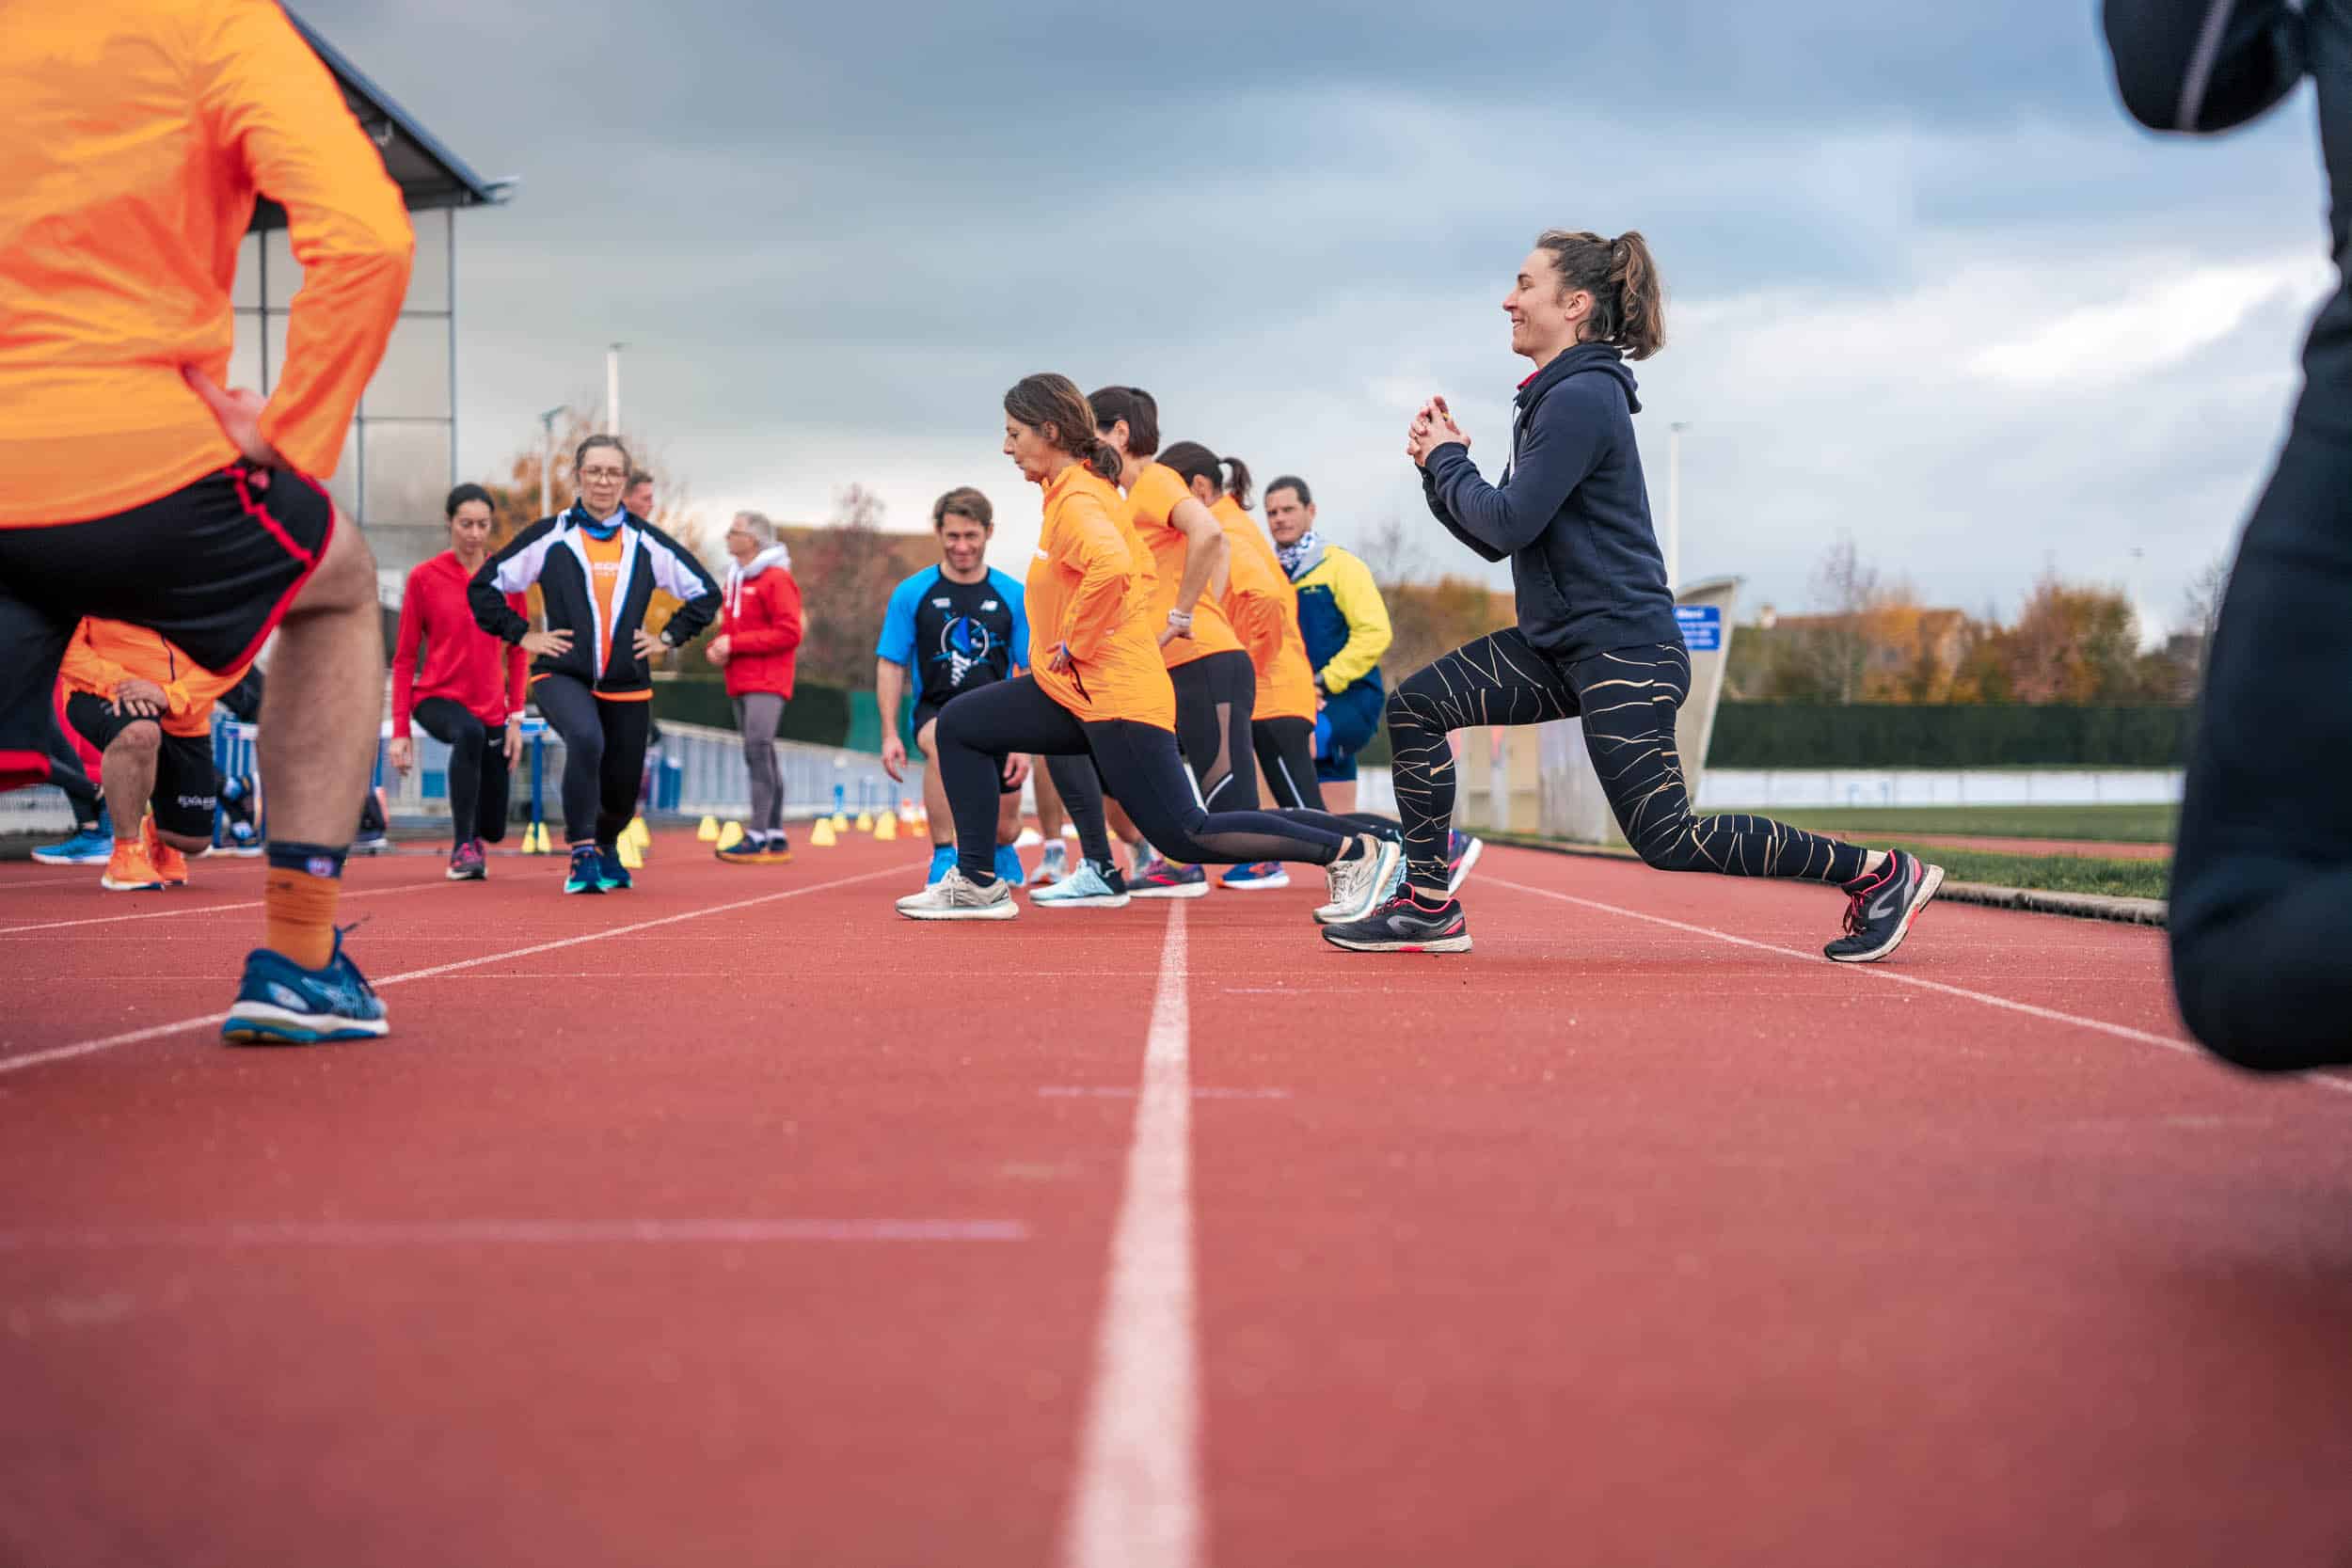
0, 465, 331, 792
64, 691, 220, 840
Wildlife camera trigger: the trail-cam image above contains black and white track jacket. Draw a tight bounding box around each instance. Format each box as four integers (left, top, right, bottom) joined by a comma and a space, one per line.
469, 503, 721, 696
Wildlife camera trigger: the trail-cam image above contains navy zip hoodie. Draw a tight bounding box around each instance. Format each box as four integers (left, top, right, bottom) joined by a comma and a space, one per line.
1419, 342, 1681, 662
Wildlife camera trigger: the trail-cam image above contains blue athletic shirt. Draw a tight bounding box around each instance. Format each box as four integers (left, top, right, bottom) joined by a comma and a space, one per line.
875, 566, 1028, 709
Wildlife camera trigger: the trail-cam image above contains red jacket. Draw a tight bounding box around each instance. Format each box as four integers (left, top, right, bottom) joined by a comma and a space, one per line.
393, 550, 527, 736
720, 546, 803, 699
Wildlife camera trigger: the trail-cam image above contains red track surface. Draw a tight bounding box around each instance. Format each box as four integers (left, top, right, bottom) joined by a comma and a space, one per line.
3, 832, 2348, 1566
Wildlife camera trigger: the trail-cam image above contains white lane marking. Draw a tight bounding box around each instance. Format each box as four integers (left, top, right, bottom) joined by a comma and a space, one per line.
1041, 1085, 1290, 1101
0, 865, 906, 1076
1060, 903, 1201, 1568
1485, 875, 2352, 1098
0, 1218, 1025, 1249
0, 876, 449, 936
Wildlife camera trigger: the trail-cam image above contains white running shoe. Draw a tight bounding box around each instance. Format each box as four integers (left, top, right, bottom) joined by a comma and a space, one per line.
1031, 858, 1132, 910
1446, 831, 1485, 895
895, 866, 1019, 921
1314, 837, 1404, 925
1014, 826, 1043, 847
1028, 840, 1070, 886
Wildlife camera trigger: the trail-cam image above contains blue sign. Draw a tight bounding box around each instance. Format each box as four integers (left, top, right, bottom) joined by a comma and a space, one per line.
1675, 604, 1723, 652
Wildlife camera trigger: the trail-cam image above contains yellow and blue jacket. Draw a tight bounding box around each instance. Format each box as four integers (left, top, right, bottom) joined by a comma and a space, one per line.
1286, 541, 1391, 701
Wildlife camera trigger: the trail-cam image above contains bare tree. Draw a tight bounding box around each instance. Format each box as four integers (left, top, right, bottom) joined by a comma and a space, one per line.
1804, 531, 1880, 705
1354, 509, 1430, 590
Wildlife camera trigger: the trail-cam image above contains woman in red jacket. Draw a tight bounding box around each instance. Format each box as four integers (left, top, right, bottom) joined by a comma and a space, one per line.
707, 510, 803, 863
389, 483, 528, 879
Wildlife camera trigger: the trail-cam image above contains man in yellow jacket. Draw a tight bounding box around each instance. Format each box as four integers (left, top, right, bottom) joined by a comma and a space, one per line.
0, 0, 413, 1042
59, 621, 255, 892
1263, 476, 1393, 815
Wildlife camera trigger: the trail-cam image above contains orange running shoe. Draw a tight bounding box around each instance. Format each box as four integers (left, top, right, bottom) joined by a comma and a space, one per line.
141, 816, 188, 886
101, 839, 167, 893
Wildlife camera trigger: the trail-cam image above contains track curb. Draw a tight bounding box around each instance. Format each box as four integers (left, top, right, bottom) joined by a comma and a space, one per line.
1477, 833, 2169, 928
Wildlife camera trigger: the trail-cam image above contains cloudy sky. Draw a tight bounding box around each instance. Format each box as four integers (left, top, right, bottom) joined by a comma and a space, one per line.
294, 0, 2337, 637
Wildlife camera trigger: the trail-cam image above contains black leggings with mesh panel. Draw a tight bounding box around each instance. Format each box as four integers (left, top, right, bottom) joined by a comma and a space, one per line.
1384, 631, 1866, 892
936, 675, 1352, 882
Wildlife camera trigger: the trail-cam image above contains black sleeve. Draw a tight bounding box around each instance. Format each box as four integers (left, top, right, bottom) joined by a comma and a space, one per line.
469, 517, 553, 642
638, 522, 723, 645
2103, 0, 2305, 134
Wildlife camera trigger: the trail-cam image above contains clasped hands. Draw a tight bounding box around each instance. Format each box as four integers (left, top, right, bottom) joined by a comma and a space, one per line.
1406, 395, 1470, 467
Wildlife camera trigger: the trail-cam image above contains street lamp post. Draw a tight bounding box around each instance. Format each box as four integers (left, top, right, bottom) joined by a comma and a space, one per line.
605, 341, 627, 436
538, 404, 567, 519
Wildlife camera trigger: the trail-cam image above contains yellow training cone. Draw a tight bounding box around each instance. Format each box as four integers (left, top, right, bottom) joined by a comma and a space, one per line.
716, 821, 745, 850
627, 816, 651, 851
873, 813, 898, 842
830, 812, 849, 832
696, 815, 720, 842
855, 811, 873, 832
521, 821, 547, 854
617, 833, 644, 870
810, 818, 838, 847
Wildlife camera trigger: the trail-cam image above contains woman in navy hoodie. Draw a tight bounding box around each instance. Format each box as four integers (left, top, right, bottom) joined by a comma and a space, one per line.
1324, 230, 1939, 958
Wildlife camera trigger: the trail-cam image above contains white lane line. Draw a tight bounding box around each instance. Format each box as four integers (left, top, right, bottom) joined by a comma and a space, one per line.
1041, 1085, 1290, 1101
0, 876, 450, 936
0, 1218, 1025, 1249
1485, 876, 2352, 1098
0, 865, 906, 1076
1060, 902, 1202, 1568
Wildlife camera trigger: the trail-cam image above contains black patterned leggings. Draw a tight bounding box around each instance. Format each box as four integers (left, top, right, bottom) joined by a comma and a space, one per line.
1384, 631, 1867, 893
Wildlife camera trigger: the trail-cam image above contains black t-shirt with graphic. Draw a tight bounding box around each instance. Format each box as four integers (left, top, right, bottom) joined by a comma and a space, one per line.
877, 565, 1029, 717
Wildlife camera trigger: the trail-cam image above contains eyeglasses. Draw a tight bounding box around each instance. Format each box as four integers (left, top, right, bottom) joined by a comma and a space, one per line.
580, 467, 628, 482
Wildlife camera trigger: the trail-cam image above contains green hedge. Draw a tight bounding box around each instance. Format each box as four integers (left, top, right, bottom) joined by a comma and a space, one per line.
1708, 703, 2194, 768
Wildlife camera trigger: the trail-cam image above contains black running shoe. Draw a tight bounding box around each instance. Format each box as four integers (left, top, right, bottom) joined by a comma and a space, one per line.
1824, 849, 1944, 963
1322, 890, 1472, 954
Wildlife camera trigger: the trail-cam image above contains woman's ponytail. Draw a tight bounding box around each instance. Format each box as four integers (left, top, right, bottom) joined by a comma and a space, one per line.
1220, 455, 1254, 508
1534, 228, 1668, 360
1607, 231, 1664, 360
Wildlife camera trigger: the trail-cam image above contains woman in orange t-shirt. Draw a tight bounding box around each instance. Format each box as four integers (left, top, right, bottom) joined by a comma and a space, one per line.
895, 375, 1400, 923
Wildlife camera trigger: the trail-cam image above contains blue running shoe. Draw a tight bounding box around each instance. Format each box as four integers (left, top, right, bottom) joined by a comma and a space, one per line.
596, 844, 632, 892
993, 844, 1025, 887
31, 825, 113, 865
925, 845, 956, 887
221, 928, 389, 1045
1218, 860, 1290, 891
564, 844, 605, 895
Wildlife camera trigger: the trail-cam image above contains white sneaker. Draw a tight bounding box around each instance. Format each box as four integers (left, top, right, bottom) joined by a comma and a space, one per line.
896, 866, 1019, 921
1028, 840, 1070, 887
1314, 838, 1404, 925
1014, 826, 1043, 847
1032, 859, 1131, 910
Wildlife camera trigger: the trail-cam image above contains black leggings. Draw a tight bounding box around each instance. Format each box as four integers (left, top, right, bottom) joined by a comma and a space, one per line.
1386, 632, 1866, 892
1046, 649, 1263, 861
531, 674, 651, 848
936, 676, 1352, 882
411, 696, 513, 847
2169, 406, 2352, 1069
1254, 716, 1403, 847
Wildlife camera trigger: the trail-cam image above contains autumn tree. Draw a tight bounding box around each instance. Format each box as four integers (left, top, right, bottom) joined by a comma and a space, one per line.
790, 484, 909, 689
2001, 572, 2145, 703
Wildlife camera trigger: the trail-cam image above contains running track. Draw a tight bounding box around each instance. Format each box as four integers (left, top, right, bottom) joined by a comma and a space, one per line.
3, 832, 2348, 1566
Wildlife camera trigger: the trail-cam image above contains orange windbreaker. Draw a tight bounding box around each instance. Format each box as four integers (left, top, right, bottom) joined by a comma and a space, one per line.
1123, 463, 1246, 670
0, 0, 415, 527
1213, 496, 1318, 723
1027, 462, 1176, 731
59, 619, 256, 738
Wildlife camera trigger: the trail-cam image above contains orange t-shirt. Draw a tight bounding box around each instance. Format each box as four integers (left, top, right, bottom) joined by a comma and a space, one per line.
0, 0, 415, 526
1213, 497, 1318, 723
1123, 463, 1246, 670
577, 528, 652, 702
1026, 463, 1176, 732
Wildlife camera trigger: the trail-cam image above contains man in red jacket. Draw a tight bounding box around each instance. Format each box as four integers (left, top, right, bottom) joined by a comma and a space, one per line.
707, 511, 803, 862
